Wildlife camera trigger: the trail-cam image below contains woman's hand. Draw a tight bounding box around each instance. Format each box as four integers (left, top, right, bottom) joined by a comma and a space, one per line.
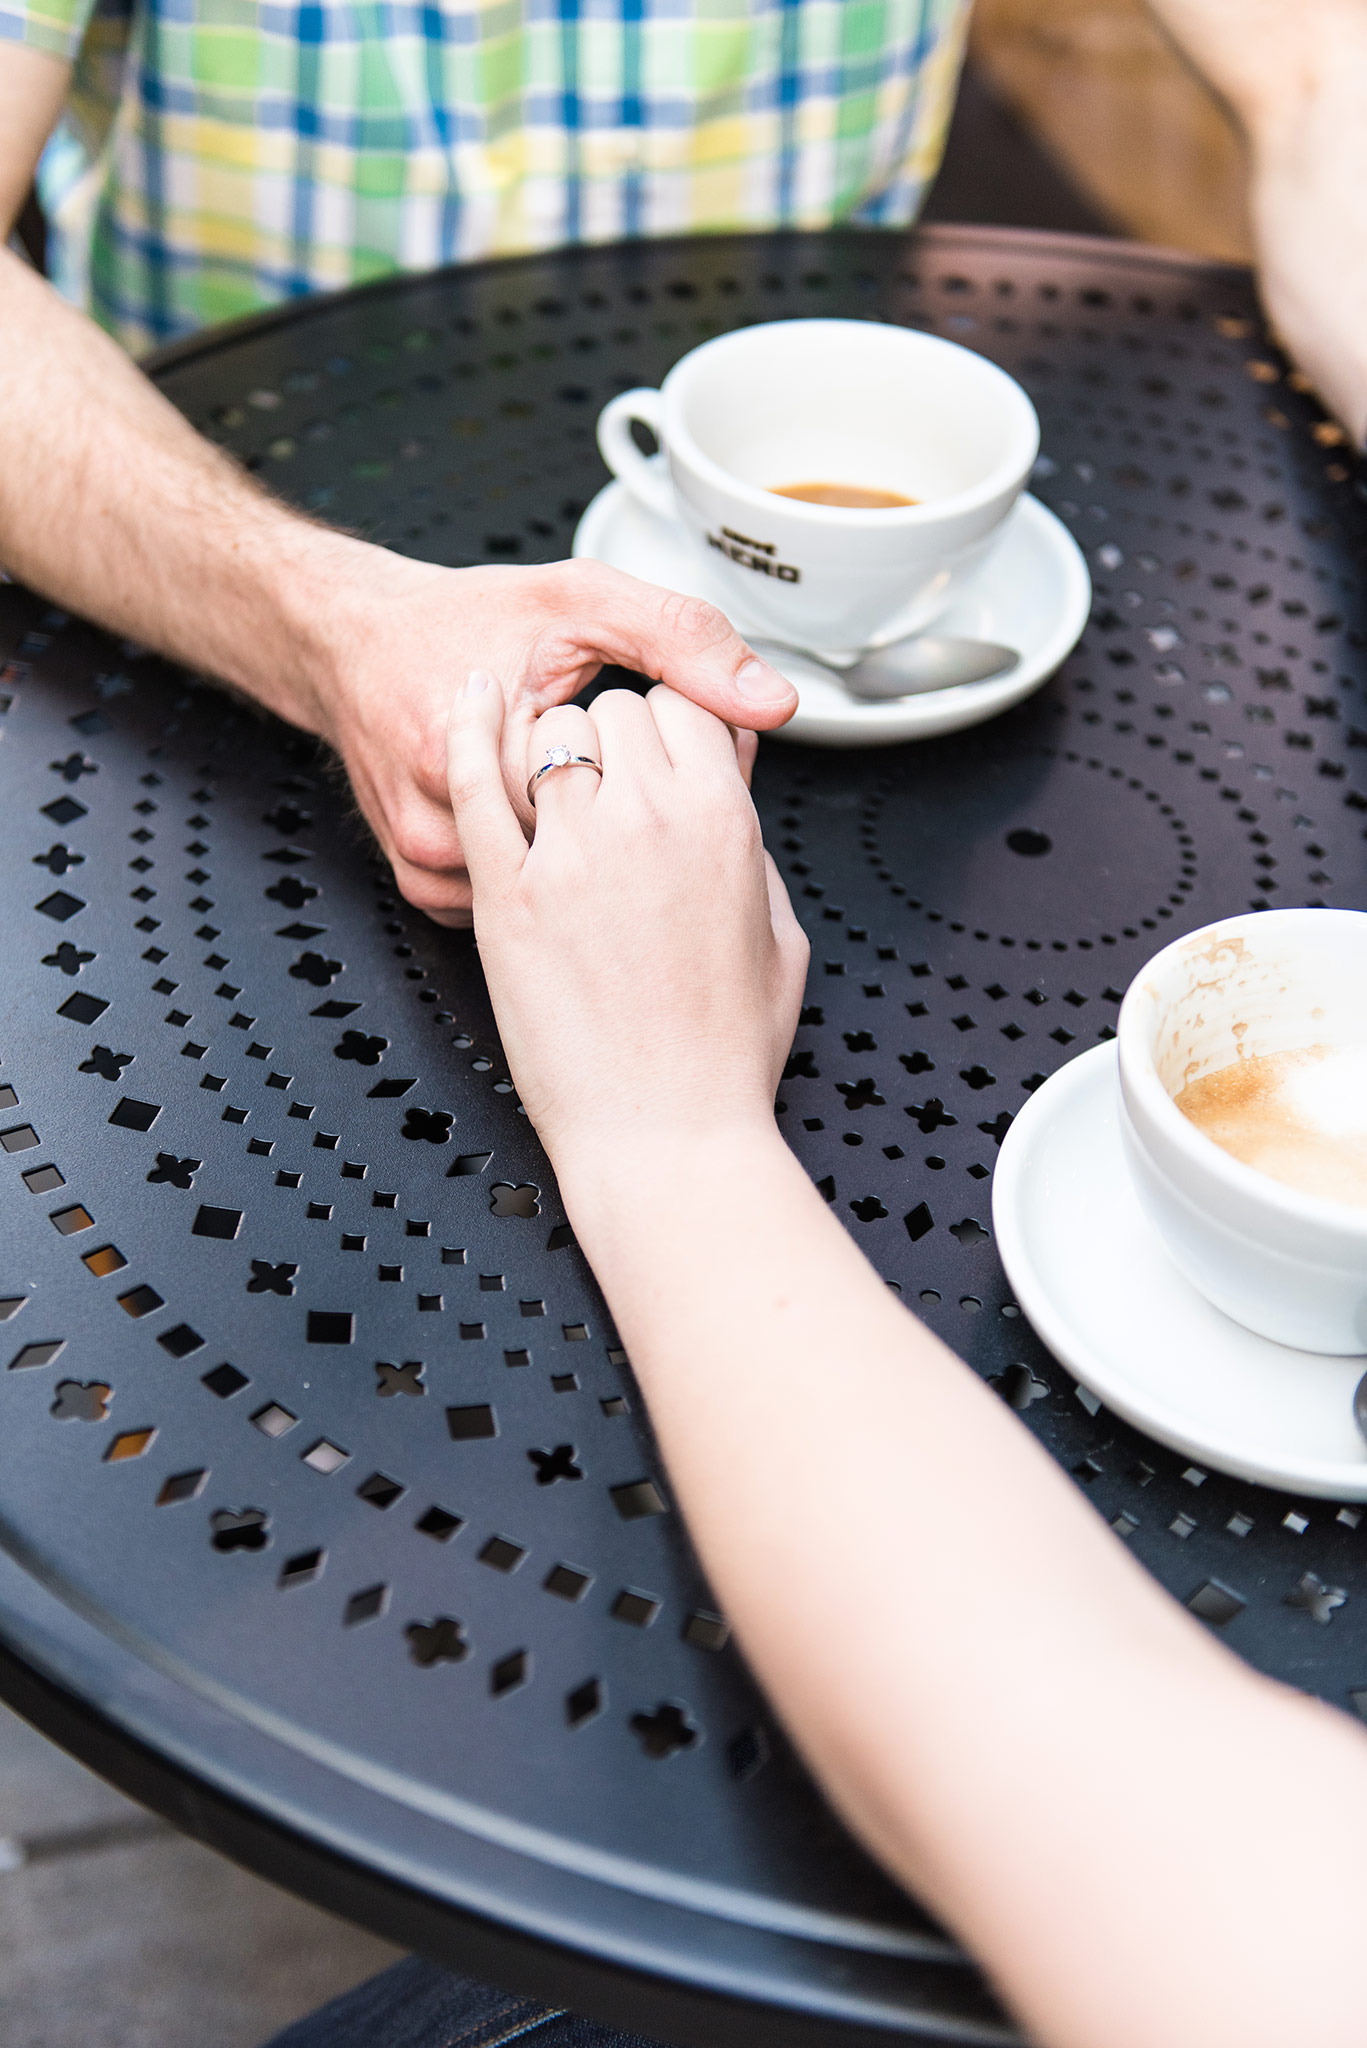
444, 673, 809, 1170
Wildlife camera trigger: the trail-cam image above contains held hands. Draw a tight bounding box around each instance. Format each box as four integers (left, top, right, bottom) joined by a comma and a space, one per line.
308, 550, 797, 927
444, 676, 809, 1171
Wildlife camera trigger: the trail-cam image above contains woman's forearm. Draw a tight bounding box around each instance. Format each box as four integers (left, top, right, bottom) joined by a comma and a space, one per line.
558, 1121, 1367, 2048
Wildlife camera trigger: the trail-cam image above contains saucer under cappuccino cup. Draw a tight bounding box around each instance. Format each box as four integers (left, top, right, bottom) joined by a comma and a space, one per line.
1117, 909, 1367, 1354
595, 319, 1039, 657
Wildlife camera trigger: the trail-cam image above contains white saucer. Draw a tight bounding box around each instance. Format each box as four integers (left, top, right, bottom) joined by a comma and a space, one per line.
992, 1041, 1367, 1500
572, 482, 1091, 747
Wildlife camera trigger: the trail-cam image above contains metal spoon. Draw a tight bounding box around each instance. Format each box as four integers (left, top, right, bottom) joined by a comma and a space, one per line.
1353, 1369, 1367, 1446
750, 634, 1020, 701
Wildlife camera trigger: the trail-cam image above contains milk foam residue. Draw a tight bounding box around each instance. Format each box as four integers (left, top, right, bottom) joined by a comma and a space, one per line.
1174, 1044, 1367, 1208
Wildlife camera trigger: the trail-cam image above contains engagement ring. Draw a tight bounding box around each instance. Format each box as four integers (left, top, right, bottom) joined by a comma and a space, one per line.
526, 746, 604, 806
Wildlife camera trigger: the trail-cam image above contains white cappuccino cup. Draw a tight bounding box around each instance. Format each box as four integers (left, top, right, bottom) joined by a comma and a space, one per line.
1117, 909, 1367, 1354
596, 318, 1039, 657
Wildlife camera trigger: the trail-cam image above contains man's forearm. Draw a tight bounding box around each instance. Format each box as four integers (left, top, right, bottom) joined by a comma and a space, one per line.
1146, 0, 1367, 145
0, 248, 362, 727
1149, 0, 1367, 442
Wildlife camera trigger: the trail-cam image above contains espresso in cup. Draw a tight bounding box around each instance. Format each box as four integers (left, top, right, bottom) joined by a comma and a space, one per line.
1174, 1044, 1367, 1208
596, 320, 1039, 656
771, 482, 918, 509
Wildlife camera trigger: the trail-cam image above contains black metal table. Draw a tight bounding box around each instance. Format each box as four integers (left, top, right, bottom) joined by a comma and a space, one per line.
2, 226, 1366, 2048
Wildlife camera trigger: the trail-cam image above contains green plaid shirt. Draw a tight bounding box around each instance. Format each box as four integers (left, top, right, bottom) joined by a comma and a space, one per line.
5, 0, 970, 354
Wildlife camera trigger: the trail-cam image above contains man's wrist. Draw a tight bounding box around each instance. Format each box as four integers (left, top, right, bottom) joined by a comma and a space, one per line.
220, 517, 375, 737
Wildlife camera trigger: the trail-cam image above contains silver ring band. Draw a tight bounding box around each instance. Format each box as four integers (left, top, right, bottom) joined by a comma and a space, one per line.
526, 749, 604, 807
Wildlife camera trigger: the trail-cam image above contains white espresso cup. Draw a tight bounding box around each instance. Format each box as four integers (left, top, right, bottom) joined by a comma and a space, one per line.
596, 319, 1039, 657
1117, 909, 1367, 1354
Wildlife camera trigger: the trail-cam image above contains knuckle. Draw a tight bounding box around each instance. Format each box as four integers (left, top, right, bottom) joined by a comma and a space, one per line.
390, 809, 461, 875
657, 590, 733, 653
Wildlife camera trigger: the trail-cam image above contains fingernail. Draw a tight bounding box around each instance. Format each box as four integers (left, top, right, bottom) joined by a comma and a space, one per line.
464, 669, 492, 696
735, 658, 794, 705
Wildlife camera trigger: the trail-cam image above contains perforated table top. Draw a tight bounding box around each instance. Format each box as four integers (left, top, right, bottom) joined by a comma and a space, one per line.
2, 227, 1366, 2048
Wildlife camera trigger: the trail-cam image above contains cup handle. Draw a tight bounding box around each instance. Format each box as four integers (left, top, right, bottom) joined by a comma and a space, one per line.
596, 387, 675, 521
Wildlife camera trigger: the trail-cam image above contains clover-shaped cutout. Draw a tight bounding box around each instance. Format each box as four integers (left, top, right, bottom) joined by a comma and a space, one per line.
629, 1701, 697, 1759
289, 950, 341, 987
43, 942, 95, 976
210, 1507, 269, 1553
80, 1046, 133, 1081
489, 1182, 540, 1219
406, 1616, 469, 1667
907, 1098, 957, 1135
375, 1360, 424, 1398
334, 1030, 387, 1066
247, 1259, 297, 1297
990, 1363, 1049, 1411
34, 843, 84, 875
836, 1078, 883, 1110
264, 874, 317, 909
263, 802, 312, 835
401, 1107, 452, 1144
528, 1443, 582, 1486
50, 1379, 111, 1422
147, 1153, 200, 1188
849, 1195, 887, 1223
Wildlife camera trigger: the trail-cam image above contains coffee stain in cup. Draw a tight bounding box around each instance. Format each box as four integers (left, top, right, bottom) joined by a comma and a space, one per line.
1175, 1043, 1367, 1207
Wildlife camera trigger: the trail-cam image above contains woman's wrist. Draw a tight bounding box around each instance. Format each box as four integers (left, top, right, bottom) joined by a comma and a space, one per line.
551, 1113, 791, 1252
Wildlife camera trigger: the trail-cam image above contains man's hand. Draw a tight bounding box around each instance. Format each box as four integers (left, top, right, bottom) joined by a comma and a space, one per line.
0, 216, 795, 929
303, 546, 797, 923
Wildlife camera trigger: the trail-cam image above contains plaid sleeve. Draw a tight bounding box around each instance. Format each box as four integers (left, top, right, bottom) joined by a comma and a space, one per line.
0, 0, 97, 65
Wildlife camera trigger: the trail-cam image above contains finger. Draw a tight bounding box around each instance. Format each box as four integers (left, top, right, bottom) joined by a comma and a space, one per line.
445, 670, 528, 897
764, 850, 807, 953
559, 562, 798, 731
387, 850, 474, 927
734, 726, 759, 791
587, 686, 673, 785
645, 682, 747, 778
526, 703, 603, 830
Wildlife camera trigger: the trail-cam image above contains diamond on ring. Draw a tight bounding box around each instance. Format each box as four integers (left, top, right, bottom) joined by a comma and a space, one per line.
546, 745, 572, 768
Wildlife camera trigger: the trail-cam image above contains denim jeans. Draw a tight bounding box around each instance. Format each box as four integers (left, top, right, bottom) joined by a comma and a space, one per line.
261, 1956, 679, 2048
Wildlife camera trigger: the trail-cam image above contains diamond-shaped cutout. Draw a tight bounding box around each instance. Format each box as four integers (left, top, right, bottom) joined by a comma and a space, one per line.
105, 1428, 156, 1463
202, 1362, 248, 1398
117, 1284, 163, 1319
415, 1504, 462, 1540
566, 1678, 602, 1728
544, 1563, 591, 1602
108, 1097, 161, 1132
610, 1479, 667, 1521
446, 1403, 496, 1441
479, 1535, 524, 1573
158, 1323, 204, 1358
279, 1548, 324, 1588
611, 1589, 660, 1628
50, 1204, 94, 1235
303, 1438, 349, 1474
356, 1471, 404, 1509
82, 1244, 127, 1278
252, 1402, 298, 1439
10, 1340, 64, 1370
490, 1649, 527, 1696
192, 1205, 241, 1240
344, 1583, 387, 1626
157, 1468, 207, 1505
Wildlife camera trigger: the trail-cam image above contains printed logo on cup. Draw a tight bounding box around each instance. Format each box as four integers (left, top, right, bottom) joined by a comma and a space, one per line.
707, 526, 801, 583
